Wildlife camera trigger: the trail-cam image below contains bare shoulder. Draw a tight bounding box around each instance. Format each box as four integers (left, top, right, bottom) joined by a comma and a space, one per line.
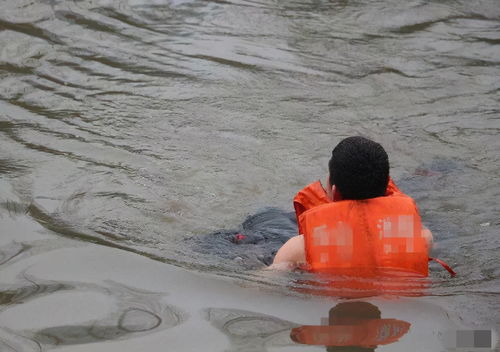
422, 227, 434, 249
269, 235, 306, 270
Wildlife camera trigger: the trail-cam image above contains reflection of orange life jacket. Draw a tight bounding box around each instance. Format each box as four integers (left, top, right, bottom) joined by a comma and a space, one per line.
290, 319, 411, 347
294, 179, 429, 276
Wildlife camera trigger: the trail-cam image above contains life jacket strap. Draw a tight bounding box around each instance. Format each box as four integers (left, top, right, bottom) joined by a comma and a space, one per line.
429, 257, 456, 277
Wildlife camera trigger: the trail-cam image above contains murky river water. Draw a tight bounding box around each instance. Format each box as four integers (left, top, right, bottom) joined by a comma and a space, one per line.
1, 0, 499, 350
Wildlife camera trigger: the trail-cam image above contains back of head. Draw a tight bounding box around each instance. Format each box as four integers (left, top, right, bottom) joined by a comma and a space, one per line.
329, 136, 389, 200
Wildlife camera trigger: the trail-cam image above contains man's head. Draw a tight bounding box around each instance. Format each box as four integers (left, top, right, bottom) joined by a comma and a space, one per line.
328, 136, 389, 200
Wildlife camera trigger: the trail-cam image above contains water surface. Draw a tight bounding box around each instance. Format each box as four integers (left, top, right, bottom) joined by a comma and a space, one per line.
0, 0, 499, 350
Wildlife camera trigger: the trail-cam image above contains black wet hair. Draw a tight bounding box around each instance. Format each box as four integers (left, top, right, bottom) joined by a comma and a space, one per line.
328, 136, 389, 200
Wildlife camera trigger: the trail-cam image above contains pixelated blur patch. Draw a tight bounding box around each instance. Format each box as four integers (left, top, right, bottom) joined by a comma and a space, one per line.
457, 330, 474, 348
474, 330, 492, 348
456, 330, 492, 348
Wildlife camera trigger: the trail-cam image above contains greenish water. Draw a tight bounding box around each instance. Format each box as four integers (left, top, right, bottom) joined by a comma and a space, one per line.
0, 0, 499, 350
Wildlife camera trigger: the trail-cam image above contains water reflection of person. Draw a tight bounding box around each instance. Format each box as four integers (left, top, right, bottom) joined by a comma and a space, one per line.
290, 301, 410, 352
325, 302, 380, 352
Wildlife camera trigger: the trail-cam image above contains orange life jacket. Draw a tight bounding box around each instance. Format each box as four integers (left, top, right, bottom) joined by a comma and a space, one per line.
294, 179, 429, 277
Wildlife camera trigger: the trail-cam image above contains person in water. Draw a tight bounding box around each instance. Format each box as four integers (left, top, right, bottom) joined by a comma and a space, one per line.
271, 136, 434, 275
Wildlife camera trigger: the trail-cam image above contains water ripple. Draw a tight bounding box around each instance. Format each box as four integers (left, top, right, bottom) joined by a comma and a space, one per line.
0, 0, 498, 311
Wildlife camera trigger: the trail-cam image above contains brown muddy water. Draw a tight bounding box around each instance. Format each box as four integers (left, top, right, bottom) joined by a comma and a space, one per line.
0, 0, 499, 351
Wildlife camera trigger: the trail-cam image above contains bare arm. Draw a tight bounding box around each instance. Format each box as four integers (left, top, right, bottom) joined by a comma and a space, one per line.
268, 235, 306, 270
